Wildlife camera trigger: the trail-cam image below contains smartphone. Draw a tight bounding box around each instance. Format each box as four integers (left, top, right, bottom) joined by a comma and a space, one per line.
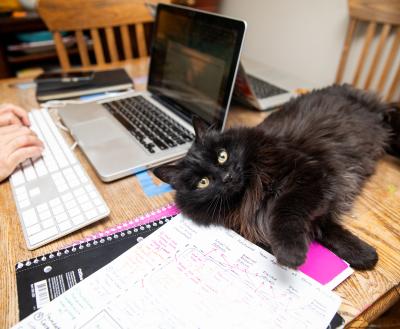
35, 71, 94, 83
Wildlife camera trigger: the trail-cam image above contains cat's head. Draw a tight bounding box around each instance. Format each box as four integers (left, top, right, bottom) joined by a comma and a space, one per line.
153, 117, 251, 225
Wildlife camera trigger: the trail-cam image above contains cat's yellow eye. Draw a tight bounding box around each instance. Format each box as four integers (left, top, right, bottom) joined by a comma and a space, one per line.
197, 177, 210, 189
217, 149, 228, 164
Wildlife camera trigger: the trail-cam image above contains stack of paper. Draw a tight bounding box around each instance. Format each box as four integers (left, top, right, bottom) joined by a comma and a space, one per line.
14, 215, 341, 329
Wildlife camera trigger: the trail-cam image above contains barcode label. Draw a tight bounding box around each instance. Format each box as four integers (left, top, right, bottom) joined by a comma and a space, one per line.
34, 280, 50, 309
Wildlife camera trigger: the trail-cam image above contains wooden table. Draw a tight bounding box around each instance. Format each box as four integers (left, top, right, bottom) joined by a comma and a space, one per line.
1, 58, 399, 328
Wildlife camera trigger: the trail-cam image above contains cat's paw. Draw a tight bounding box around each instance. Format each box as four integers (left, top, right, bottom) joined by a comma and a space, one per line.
272, 243, 308, 269
345, 244, 378, 270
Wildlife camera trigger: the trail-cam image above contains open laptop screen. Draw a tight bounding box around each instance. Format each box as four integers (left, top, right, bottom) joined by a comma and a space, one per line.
148, 4, 246, 130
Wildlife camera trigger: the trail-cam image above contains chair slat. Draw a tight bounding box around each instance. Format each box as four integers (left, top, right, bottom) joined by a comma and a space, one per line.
135, 23, 147, 57
386, 63, 400, 102
53, 31, 71, 70
105, 27, 119, 62
353, 22, 377, 86
364, 23, 391, 89
120, 25, 133, 60
377, 28, 400, 94
75, 30, 90, 67
91, 28, 105, 65
336, 18, 358, 84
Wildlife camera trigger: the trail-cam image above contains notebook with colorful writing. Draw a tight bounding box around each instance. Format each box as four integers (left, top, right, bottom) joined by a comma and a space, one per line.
15, 203, 350, 326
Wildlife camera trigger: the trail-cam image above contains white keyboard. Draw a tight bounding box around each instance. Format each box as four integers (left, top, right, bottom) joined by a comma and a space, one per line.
10, 109, 110, 250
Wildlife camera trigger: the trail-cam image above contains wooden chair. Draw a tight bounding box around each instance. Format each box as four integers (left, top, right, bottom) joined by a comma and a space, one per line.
336, 0, 400, 102
37, 0, 170, 71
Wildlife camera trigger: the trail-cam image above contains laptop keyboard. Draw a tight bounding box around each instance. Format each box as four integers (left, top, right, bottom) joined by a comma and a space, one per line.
103, 96, 195, 154
247, 74, 288, 99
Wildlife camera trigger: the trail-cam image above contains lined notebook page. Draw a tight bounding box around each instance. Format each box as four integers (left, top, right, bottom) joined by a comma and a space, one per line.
14, 215, 340, 329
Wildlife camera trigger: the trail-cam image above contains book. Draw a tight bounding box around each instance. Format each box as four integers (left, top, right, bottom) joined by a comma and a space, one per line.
35, 68, 133, 102
14, 214, 342, 329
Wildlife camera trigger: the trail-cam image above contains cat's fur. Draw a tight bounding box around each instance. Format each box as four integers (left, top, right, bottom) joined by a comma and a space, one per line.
154, 84, 400, 270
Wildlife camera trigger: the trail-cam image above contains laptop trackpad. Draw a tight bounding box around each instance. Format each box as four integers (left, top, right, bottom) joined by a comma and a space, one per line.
71, 117, 144, 179
73, 117, 128, 146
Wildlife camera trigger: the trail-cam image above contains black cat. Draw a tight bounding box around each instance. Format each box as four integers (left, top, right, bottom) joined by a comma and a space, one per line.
154, 84, 400, 270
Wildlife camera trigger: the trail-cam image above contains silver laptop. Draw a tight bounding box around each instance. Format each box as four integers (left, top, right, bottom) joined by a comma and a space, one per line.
234, 57, 311, 110
59, 4, 246, 182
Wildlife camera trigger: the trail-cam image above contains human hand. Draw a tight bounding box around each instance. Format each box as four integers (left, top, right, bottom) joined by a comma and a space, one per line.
0, 103, 30, 127
0, 106, 43, 182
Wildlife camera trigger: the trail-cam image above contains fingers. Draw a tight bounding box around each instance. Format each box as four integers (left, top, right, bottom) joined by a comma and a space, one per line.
0, 111, 23, 126
0, 103, 30, 126
8, 133, 44, 152
0, 124, 24, 136
0, 124, 44, 182
8, 146, 43, 169
0, 125, 40, 146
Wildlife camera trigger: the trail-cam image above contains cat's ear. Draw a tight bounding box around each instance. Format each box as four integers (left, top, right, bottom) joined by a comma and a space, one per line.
192, 116, 209, 141
153, 164, 180, 188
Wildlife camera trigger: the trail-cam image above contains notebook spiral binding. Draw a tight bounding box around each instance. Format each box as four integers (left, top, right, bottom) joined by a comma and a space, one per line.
15, 214, 176, 271
67, 203, 180, 246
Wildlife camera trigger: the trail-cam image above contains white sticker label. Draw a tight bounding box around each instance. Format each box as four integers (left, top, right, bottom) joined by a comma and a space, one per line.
33, 280, 50, 309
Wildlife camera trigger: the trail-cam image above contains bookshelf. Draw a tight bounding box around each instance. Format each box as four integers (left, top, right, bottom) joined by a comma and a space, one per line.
0, 0, 221, 79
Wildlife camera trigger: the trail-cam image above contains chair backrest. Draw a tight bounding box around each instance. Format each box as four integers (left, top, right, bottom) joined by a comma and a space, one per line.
335, 0, 400, 102
38, 0, 170, 71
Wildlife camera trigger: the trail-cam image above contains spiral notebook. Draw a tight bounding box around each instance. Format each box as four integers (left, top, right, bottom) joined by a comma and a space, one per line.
15, 204, 346, 328
15, 205, 179, 320
15, 215, 345, 329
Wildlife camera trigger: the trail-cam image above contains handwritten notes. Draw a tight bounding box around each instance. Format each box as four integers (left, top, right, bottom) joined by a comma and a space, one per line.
14, 215, 340, 329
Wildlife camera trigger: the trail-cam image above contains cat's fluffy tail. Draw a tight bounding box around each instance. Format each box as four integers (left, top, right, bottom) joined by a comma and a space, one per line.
331, 84, 400, 156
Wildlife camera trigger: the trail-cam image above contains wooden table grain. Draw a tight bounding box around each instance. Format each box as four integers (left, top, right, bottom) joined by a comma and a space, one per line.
0, 58, 399, 328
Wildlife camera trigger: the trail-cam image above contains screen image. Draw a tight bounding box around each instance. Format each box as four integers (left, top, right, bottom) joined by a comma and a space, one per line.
148, 6, 244, 128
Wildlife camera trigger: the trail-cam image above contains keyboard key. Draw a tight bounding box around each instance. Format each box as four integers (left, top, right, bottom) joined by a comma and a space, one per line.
65, 200, 77, 210
29, 226, 58, 246
33, 159, 48, 177
15, 186, 27, 196
68, 179, 80, 188
59, 220, 72, 232
28, 187, 40, 198
68, 207, 80, 217
85, 209, 98, 219
49, 198, 61, 208
36, 203, 49, 213
26, 223, 41, 236
20, 200, 30, 208
42, 218, 54, 229
97, 205, 108, 214
78, 194, 90, 204
24, 165, 37, 182
92, 197, 102, 206
52, 204, 65, 215
39, 209, 52, 221
55, 212, 68, 223
11, 169, 25, 186
71, 215, 85, 225
17, 193, 28, 202
22, 209, 38, 227
57, 184, 69, 193
81, 201, 93, 212
73, 188, 85, 197
61, 193, 73, 202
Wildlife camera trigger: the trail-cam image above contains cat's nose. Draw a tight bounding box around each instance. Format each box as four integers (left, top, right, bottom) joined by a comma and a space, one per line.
222, 172, 232, 183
